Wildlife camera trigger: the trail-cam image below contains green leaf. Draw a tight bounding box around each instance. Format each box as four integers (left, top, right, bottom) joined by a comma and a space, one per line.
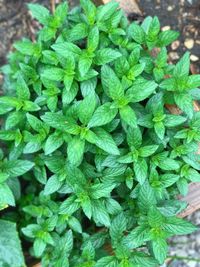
0, 183, 15, 206
95, 49, 121, 65
128, 23, 145, 44
159, 30, 179, 46
162, 217, 197, 235
138, 181, 156, 210
126, 78, 157, 103
174, 93, 193, 118
95, 256, 118, 267
51, 42, 81, 58
90, 183, 114, 199
0, 220, 25, 267
160, 174, 180, 188
41, 112, 80, 134
134, 158, 148, 184
87, 26, 99, 52
80, 0, 96, 24
110, 213, 127, 243
28, 3, 50, 25
88, 103, 118, 128
78, 54, 93, 77
154, 121, 165, 140
41, 67, 65, 81
44, 175, 62, 195
152, 238, 168, 264
68, 216, 82, 233
119, 105, 137, 128
67, 136, 85, 166
16, 74, 30, 100
101, 65, 124, 100
92, 201, 111, 227
44, 131, 64, 155
174, 52, 190, 78
68, 23, 88, 42
139, 145, 159, 157
97, 1, 119, 22
3, 160, 34, 177
33, 238, 46, 257
124, 225, 150, 249
164, 114, 187, 127
78, 93, 96, 125
94, 128, 120, 155
157, 158, 180, 171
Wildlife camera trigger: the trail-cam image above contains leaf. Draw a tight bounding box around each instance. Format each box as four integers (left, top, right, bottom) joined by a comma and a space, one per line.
128, 23, 145, 44
134, 158, 148, 184
3, 160, 34, 177
123, 225, 150, 249
16, 74, 30, 100
119, 105, 137, 128
44, 175, 62, 195
0, 183, 15, 206
78, 93, 96, 125
78, 55, 93, 77
95, 49, 121, 65
68, 216, 82, 233
94, 128, 120, 155
33, 238, 46, 257
41, 67, 65, 81
110, 213, 127, 243
80, 0, 96, 24
41, 112, 80, 134
138, 181, 156, 211
88, 102, 118, 128
152, 238, 168, 264
164, 114, 187, 127
90, 183, 114, 199
67, 136, 85, 166
126, 78, 157, 103
154, 121, 165, 140
87, 26, 99, 52
51, 42, 81, 58
28, 3, 50, 25
160, 174, 180, 188
174, 93, 193, 118
0, 220, 25, 267
139, 145, 159, 157
162, 217, 197, 235
173, 52, 190, 77
159, 30, 179, 46
44, 131, 64, 155
101, 65, 124, 100
97, 1, 119, 22
95, 256, 118, 267
157, 158, 180, 171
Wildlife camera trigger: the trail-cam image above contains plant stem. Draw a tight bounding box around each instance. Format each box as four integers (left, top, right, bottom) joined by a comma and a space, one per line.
169, 255, 200, 262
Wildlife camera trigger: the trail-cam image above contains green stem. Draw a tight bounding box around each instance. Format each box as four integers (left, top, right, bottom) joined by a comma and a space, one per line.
169, 255, 200, 262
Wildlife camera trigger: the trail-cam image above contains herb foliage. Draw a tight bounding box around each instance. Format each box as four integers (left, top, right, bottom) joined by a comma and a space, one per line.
1, 1, 200, 266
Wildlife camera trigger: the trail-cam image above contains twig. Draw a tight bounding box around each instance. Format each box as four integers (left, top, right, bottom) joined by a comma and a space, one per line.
50, 0, 55, 13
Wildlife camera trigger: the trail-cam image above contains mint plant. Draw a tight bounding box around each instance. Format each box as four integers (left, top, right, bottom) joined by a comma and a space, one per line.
1, 1, 200, 266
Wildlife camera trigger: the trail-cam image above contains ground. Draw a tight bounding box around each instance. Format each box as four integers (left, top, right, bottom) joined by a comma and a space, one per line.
0, 0, 200, 266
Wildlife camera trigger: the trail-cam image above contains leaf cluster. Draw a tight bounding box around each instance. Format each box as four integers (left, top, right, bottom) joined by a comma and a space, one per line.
0, 1, 200, 266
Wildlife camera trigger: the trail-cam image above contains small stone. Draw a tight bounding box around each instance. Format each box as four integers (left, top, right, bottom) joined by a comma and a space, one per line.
171, 40, 180, 50
167, 5, 174, 11
169, 52, 179, 60
162, 25, 171, 31
190, 55, 199, 62
184, 38, 194, 49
